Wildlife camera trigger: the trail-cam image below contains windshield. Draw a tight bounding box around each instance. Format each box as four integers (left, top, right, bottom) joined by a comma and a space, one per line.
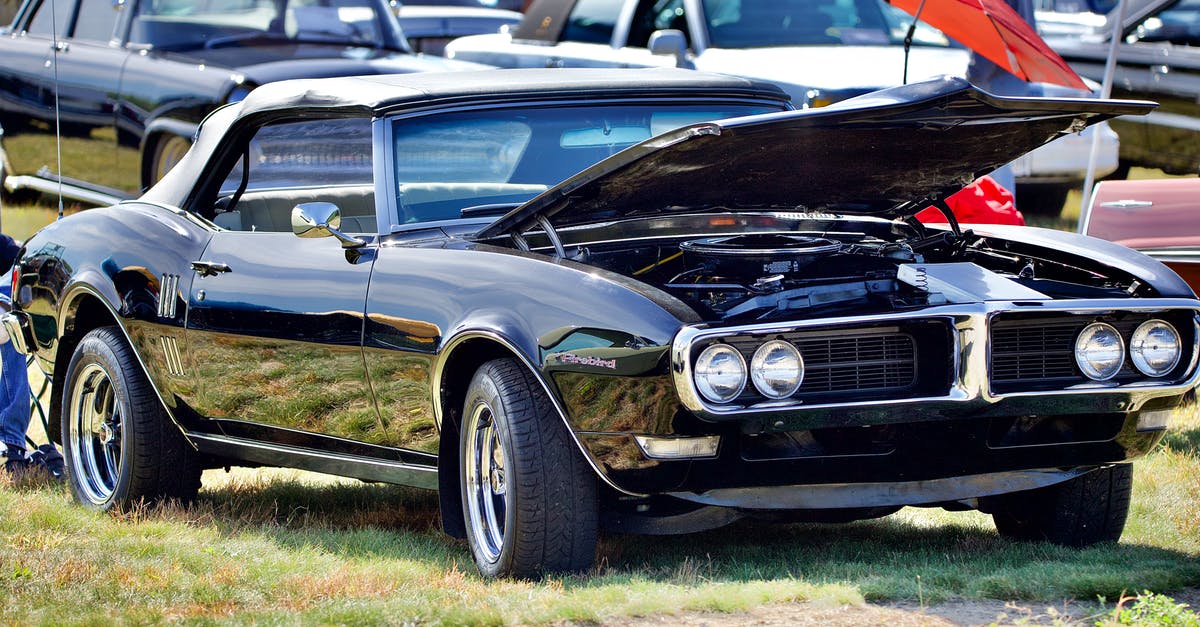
701, 0, 953, 48
389, 103, 775, 224
130, 0, 392, 50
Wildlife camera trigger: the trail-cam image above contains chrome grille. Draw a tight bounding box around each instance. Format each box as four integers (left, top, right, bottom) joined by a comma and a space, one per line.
724, 328, 921, 402
795, 334, 916, 393
991, 320, 1080, 383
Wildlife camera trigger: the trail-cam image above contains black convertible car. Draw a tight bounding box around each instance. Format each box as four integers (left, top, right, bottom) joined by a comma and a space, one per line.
0, 0, 479, 203
3, 69, 1197, 578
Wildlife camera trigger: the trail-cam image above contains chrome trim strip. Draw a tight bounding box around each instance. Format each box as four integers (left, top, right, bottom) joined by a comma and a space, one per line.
2, 173, 126, 206
672, 299, 1200, 419
669, 468, 1093, 509
187, 432, 439, 490
434, 329, 643, 496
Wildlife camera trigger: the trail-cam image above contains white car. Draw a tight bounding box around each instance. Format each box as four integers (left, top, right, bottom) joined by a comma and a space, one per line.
446, 0, 1120, 214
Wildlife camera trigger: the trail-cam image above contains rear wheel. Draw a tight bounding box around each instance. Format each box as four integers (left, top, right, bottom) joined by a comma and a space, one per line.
62, 327, 201, 510
460, 358, 598, 578
988, 464, 1132, 546
150, 134, 191, 184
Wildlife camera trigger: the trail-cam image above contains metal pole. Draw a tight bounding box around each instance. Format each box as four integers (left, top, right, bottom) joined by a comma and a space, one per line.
1079, 0, 1127, 234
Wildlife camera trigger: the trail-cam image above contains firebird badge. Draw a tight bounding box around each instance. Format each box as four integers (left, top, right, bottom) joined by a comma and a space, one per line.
555, 352, 617, 369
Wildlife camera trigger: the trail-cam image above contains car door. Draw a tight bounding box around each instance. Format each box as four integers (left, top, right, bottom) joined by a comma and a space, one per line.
40, 0, 138, 191
0, 0, 76, 172
181, 115, 387, 452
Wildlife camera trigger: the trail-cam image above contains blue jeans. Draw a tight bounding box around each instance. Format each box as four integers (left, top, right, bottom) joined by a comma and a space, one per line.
0, 283, 32, 451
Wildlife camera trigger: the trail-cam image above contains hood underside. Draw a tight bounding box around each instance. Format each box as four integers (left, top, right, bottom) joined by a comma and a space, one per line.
477, 77, 1153, 240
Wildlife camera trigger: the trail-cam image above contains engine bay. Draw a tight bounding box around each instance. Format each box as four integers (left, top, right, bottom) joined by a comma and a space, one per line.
563, 217, 1149, 323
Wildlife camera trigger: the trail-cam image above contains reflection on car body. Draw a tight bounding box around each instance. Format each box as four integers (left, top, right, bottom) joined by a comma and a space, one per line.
3, 68, 1198, 579
0, 0, 482, 204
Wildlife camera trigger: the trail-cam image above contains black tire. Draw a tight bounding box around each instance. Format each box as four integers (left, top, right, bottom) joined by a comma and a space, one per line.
989, 464, 1133, 547
459, 358, 598, 578
1014, 183, 1070, 217
61, 326, 201, 510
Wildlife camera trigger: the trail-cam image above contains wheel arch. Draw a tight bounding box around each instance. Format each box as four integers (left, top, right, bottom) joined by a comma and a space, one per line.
50, 283, 192, 448
432, 330, 642, 539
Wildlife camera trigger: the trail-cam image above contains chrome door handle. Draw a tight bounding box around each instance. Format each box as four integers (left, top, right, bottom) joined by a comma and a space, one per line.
190, 261, 232, 277
51, 41, 69, 52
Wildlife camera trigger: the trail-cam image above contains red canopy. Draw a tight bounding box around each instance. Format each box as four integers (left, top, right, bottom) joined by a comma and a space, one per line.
887, 0, 1089, 90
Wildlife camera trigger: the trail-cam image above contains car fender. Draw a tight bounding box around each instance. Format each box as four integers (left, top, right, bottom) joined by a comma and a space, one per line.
967, 224, 1197, 297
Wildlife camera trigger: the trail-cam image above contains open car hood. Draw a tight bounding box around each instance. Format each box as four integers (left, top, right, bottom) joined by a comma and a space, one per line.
476, 77, 1153, 240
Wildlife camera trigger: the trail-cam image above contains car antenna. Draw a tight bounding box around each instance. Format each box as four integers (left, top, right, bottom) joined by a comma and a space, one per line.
901, 0, 929, 85
50, 0, 65, 221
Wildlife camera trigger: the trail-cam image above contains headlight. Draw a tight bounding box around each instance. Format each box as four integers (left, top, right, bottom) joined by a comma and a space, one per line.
1074, 322, 1125, 381
1129, 319, 1181, 377
750, 340, 804, 399
694, 344, 747, 403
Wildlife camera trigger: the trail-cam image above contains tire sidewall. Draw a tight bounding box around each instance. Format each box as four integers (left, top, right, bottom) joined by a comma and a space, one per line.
460, 366, 520, 578
62, 332, 137, 511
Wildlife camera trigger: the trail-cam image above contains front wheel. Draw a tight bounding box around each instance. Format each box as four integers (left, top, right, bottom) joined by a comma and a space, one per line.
986, 464, 1132, 546
62, 327, 201, 510
460, 358, 598, 578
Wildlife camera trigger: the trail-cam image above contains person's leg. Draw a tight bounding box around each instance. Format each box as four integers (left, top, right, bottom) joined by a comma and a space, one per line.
0, 311, 32, 470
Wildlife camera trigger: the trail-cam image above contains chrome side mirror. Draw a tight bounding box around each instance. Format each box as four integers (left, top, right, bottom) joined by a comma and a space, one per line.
648, 29, 693, 69
292, 202, 364, 248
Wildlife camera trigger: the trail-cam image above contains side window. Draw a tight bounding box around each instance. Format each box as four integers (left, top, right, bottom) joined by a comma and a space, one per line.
627, 0, 687, 47
72, 0, 122, 42
26, 0, 74, 36
1127, 0, 1200, 46
562, 0, 623, 43
214, 117, 377, 234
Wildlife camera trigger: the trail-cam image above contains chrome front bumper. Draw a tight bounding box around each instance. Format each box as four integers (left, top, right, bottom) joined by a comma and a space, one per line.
672, 299, 1200, 428
1, 310, 34, 356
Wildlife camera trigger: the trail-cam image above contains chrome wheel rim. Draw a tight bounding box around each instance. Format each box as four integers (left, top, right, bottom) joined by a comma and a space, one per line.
464, 401, 507, 564
68, 363, 122, 505
153, 136, 191, 183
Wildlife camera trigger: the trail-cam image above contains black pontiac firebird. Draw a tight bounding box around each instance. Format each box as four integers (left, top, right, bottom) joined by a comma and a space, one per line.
3, 68, 1198, 578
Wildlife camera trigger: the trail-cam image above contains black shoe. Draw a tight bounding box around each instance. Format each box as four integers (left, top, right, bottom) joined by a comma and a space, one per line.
28, 445, 64, 480
3, 444, 28, 475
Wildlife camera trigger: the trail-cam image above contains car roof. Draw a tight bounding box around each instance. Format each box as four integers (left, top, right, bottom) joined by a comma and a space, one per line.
234, 68, 792, 119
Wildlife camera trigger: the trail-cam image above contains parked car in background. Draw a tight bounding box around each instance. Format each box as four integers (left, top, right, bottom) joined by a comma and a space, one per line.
1046, 0, 1200, 177
0, 0, 482, 204
5, 68, 1194, 579
394, 3, 521, 54
445, 0, 1120, 215
1084, 176, 1200, 292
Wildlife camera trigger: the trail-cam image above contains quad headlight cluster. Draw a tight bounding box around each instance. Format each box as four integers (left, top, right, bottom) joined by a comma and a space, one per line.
694, 340, 805, 404
1074, 319, 1182, 381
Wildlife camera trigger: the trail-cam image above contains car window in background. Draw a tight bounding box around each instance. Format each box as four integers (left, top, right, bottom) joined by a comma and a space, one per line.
73, 0, 123, 41
390, 104, 772, 223
562, 0, 623, 43
701, 0, 952, 48
1128, 0, 1200, 46
26, 0, 74, 36
627, 0, 687, 47
130, 0, 387, 49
